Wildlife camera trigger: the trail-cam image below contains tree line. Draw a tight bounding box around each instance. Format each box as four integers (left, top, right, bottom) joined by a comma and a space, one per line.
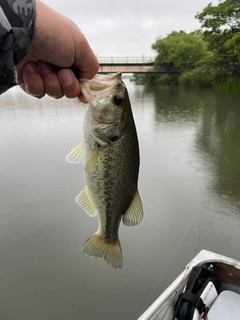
134, 0, 240, 91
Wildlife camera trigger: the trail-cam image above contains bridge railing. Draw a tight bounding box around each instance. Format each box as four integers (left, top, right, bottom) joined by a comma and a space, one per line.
97, 56, 155, 64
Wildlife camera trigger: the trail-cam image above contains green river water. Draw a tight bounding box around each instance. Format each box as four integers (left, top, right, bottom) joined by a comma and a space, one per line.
0, 80, 239, 320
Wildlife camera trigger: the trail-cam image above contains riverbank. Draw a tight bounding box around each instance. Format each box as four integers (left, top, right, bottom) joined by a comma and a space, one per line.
132, 73, 240, 93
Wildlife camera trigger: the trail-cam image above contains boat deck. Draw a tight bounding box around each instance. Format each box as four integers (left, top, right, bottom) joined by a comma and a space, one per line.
138, 250, 240, 320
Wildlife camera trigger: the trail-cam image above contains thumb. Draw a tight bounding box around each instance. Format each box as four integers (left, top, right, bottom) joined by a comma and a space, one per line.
74, 38, 99, 79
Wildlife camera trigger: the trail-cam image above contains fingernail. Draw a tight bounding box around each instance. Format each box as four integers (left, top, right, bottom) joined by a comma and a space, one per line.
58, 69, 73, 86
38, 62, 51, 74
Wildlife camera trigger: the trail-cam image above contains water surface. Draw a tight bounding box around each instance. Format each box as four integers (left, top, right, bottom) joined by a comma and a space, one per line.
0, 82, 240, 320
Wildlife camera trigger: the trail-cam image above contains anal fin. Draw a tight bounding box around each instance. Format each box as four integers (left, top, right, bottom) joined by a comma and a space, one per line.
122, 189, 143, 226
76, 187, 97, 217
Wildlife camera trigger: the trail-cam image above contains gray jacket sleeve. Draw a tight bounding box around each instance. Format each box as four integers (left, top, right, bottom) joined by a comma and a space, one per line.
0, 0, 35, 94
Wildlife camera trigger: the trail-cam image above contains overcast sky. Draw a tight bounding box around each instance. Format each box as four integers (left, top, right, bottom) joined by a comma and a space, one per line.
42, 0, 219, 57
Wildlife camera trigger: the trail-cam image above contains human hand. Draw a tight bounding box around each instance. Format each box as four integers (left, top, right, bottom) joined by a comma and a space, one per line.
16, 0, 99, 101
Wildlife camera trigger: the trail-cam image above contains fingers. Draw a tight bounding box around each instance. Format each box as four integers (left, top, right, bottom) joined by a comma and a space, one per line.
57, 69, 81, 98
79, 93, 87, 104
19, 62, 45, 98
37, 62, 63, 98
18, 62, 82, 99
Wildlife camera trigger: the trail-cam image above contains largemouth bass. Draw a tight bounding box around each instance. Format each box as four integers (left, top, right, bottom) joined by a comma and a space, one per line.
66, 73, 143, 269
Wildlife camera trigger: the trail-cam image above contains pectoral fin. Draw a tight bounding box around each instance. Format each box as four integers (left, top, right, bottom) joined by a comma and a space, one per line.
76, 187, 97, 217
65, 143, 84, 163
122, 189, 143, 226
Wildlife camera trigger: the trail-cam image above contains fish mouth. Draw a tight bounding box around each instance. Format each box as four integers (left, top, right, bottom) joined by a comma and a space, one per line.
79, 73, 123, 103
79, 72, 122, 87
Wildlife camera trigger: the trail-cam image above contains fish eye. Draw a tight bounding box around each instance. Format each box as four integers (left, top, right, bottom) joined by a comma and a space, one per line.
113, 95, 123, 106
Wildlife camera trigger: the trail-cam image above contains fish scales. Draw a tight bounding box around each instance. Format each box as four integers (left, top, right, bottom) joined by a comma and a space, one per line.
66, 73, 143, 268
85, 119, 139, 241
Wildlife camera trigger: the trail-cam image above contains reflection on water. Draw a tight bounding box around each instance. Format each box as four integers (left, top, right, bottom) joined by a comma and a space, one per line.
195, 94, 240, 207
0, 84, 240, 320
144, 85, 240, 217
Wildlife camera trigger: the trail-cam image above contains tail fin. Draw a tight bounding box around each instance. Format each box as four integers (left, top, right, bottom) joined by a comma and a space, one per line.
82, 232, 123, 269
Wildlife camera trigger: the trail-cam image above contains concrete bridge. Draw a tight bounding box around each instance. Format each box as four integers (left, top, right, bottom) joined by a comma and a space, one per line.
97, 56, 179, 74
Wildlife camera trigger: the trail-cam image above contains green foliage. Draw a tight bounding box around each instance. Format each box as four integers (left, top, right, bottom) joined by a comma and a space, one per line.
224, 32, 240, 59
196, 0, 240, 36
196, 0, 240, 78
132, 74, 161, 85
133, 73, 178, 86
179, 67, 216, 88
133, 0, 240, 91
214, 79, 240, 92
152, 31, 209, 70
